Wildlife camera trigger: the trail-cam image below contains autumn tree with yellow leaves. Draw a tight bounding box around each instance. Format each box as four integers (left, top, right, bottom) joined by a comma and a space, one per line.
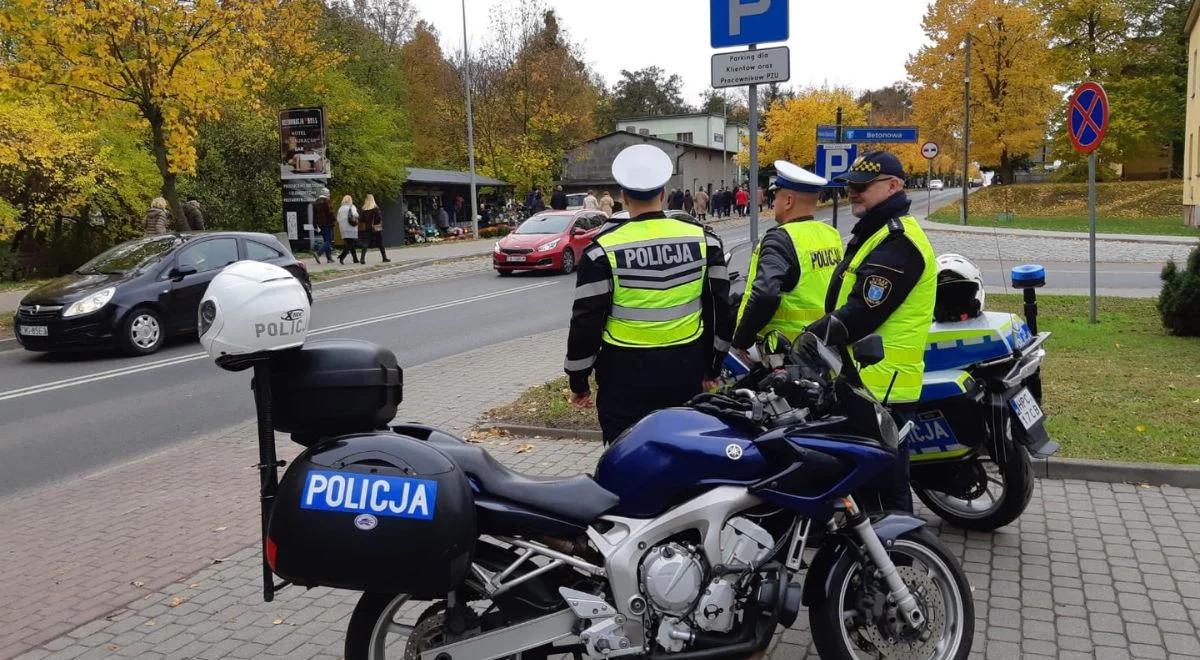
908, 0, 1058, 184
742, 87, 868, 171
0, 0, 324, 223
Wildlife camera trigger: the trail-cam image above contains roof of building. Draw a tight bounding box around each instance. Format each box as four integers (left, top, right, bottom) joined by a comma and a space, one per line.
405, 167, 510, 187
577, 131, 733, 156
614, 112, 749, 126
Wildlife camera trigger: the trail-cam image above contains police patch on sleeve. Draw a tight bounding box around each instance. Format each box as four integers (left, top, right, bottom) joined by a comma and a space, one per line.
863, 275, 892, 307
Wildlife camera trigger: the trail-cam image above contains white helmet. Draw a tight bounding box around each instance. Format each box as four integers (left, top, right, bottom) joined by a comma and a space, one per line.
934, 253, 985, 322
199, 261, 309, 369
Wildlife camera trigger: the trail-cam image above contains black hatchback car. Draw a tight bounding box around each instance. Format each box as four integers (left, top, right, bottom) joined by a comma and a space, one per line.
13, 232, 312, 356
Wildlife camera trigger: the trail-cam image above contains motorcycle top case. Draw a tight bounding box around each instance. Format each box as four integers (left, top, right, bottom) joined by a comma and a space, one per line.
924, 311, 1032, 372
267, 338, 403, 446
267, 432, 475, 597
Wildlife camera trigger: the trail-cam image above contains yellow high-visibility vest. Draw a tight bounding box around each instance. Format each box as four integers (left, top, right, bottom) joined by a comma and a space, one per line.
835, 215, 936, 403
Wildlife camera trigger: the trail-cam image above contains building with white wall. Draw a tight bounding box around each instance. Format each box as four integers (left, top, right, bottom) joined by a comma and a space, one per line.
615, 113, 749, 163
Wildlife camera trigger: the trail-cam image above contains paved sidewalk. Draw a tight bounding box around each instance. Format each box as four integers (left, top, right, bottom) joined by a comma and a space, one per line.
920, 218, 1200, 246
17, 432, 1200, 660
0, 329, 568, 659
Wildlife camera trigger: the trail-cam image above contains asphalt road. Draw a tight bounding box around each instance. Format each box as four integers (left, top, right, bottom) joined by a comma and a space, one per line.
0, 193, 1168, 497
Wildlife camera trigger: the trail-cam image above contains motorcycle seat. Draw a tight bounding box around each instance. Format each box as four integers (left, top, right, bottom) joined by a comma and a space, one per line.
404, 425, 620, 524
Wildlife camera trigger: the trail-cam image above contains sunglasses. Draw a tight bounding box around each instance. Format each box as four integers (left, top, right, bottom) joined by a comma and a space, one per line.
846, 176, 895, 194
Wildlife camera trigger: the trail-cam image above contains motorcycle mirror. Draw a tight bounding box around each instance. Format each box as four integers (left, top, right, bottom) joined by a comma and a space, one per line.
823, 315, 850, 347
852, 334, 885, 367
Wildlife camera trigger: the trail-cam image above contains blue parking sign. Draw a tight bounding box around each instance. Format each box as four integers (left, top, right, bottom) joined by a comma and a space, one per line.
711, 0, 789, 48
815, 144, 857, 187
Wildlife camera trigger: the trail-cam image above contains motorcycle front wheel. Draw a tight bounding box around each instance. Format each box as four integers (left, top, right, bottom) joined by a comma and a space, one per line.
809, 528, 974, 660
913, 424, 1034, 531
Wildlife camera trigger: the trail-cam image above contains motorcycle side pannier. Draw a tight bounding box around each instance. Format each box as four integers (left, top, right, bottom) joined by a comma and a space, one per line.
267, 338, 403, 446
267, 432, 476, 597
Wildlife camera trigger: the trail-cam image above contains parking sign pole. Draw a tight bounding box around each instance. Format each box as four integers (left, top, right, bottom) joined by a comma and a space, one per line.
748, 44, 759, 245
1089, 151, 1097, 324
832, 106, 842, 230
927, 160, 933, 217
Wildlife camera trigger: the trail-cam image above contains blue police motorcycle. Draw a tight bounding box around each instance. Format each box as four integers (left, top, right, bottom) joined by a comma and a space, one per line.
237, 327, 973, 659
724, 264, 1058, 532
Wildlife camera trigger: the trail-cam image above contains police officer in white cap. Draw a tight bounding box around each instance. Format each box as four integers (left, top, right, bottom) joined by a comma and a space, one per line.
732, 161, 844, 354
564, 144, 734, 443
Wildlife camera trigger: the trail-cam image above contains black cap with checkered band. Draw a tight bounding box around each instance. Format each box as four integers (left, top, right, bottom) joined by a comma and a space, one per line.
834, 150, 905, 184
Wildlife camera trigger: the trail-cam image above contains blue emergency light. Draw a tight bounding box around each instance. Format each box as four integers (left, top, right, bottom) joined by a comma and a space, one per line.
1010, 264, 1046, 289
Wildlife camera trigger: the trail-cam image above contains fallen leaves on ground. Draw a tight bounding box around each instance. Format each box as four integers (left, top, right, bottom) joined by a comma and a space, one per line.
130, 580, 145, 588
168, 597, 186, 608
515, 443, 535, 454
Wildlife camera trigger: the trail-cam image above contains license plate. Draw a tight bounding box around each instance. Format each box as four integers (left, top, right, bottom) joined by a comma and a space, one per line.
19, 325, 48, 337
507, 255, 526, 263
1009, 388, 1044, 430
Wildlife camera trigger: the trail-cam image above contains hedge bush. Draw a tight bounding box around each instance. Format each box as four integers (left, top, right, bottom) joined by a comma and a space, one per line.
1158, 243, 1200, 336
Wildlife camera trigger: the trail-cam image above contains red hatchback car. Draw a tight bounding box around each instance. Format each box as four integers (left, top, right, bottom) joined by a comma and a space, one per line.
493, 209, 608, 275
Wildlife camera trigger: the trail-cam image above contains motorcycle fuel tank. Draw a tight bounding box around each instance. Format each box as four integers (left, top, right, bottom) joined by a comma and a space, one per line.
594, 408, 767, 518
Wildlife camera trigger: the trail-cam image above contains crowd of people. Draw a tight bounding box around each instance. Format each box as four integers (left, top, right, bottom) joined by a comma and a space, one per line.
141, 197, 206, 235
311, 188, 390, 265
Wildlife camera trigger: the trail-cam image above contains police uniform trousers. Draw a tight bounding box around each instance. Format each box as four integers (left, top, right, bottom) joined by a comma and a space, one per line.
856, 404, 916, 513
595, 340, 706, 444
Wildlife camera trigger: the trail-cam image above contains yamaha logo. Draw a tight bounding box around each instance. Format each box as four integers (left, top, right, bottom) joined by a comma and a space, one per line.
354, 514, 378, 531
725, 444, 743, 461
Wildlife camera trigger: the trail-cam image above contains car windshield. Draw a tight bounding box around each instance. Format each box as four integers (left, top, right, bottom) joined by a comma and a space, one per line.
515, 214, 573, 235
75, 236, 182, 275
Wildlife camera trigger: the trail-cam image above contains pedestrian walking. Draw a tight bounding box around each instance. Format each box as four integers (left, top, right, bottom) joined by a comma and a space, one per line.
551, 185, 568, 210
733, 161, 842, 352
735, 187, 749, 217
666, 188, 680, 211
532, 187, 546, 212
313, 188, 336, 263
436, 204, 450, 234
694, 188, 709, 222
584, 189, 600, 211
357, 194, 390, 264
183, 197, 205, 230
564, 144, 733, 443
142, 197, 170, 235
336, 194, 361, 264
599, 190, 614, 216
757, 186, 765, 212
684, 189, 694, 214
807, 151, 939, 513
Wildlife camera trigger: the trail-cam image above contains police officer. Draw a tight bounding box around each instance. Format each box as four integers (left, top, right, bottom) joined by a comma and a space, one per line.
564, 144, 734, 443
732, 161, 843, 356
808, 151, 938, 513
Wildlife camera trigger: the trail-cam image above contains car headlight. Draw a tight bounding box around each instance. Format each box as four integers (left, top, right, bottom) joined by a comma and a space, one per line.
198, 300, 217, 336
493, 242, 501, 254
537, 239, 560, 252
63, 287, 115, 318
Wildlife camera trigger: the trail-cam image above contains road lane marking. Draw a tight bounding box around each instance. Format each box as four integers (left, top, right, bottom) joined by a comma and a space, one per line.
0, 281, 557, 403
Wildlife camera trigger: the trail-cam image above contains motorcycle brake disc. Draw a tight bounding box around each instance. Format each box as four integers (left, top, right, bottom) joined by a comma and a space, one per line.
856, 566, 946, 660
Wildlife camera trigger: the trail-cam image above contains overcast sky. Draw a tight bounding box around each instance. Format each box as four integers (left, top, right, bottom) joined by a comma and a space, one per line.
409, 0, 934, 103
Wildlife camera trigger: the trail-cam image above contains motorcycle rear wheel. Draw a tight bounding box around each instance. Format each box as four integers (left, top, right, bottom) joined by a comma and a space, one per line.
810, 528, 973, 660
914, 424, 1034, 532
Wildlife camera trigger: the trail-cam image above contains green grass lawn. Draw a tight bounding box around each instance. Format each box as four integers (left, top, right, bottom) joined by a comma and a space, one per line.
927, 209, 1200, 237
487, 295, 1200, 464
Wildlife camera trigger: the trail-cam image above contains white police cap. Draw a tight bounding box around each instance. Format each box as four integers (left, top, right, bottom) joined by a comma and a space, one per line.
771, 160, 827, 194
612, 144, 673, 200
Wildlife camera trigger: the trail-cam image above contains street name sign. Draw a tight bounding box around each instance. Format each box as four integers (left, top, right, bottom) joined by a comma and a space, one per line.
840, 126, 920, 143
710, 0, 789, 48
816, 125, 838, 143
816, 143, 857, 187
921, 141, 940, 159
1068, 82, 1109, 154
711, 47, 790, 88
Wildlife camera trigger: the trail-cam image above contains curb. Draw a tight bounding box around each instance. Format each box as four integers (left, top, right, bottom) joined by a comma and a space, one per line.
1032, 456, 1200, 489
311, 252, 488, 288
488, 423, 1200, 489
487, 423, 603, 442
921, 220, 1199, 246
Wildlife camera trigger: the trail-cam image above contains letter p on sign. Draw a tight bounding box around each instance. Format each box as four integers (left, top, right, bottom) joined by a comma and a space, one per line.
711, 0, 789, 48
730, 0, 770, 35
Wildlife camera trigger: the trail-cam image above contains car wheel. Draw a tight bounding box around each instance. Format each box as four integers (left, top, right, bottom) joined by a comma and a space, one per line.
497, 269, 512, 277
119, 307, 165, 356
560, 249, 575, 275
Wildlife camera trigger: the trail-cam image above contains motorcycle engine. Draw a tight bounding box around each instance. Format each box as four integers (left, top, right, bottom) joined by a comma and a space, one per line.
640, 542, 706, 617
647, 517, 776, 652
